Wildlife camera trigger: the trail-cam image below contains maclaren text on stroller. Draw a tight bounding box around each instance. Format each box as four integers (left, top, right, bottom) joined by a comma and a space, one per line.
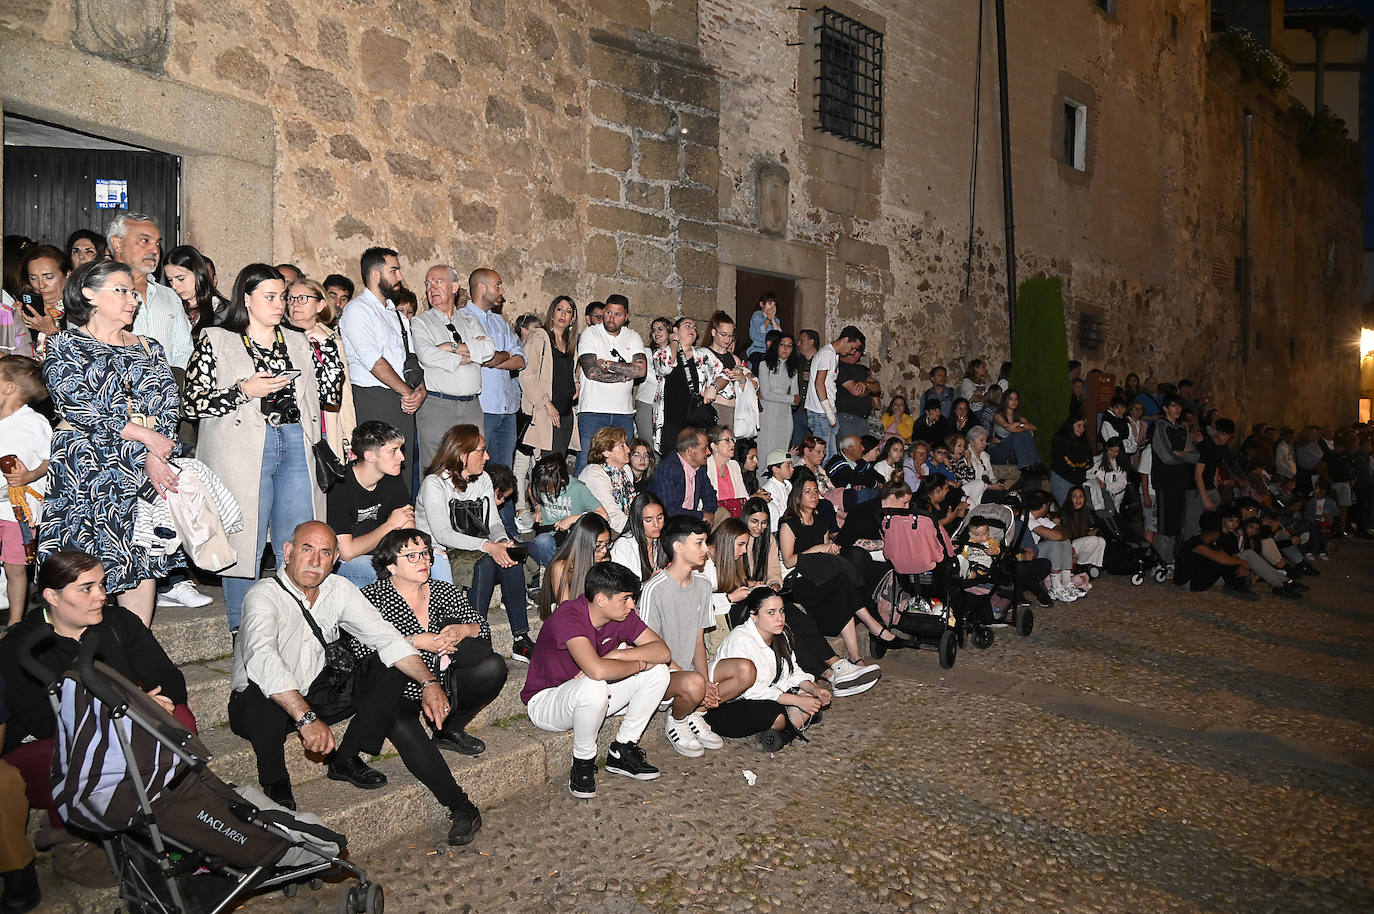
15, 624, 383, 914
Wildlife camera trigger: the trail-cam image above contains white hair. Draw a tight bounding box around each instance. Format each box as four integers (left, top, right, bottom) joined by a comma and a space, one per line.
105, 212, 158, 246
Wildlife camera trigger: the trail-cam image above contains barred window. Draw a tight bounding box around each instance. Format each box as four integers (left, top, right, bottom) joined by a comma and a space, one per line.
815, 7, 883, 148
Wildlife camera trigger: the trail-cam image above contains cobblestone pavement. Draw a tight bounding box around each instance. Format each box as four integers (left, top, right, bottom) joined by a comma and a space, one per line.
250, 540, 1374, 914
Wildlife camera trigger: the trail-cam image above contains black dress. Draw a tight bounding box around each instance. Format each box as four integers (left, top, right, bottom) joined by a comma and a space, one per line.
781, 513, 866, 636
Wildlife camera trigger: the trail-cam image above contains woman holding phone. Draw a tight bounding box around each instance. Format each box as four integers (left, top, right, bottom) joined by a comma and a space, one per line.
184, 264, 344, 633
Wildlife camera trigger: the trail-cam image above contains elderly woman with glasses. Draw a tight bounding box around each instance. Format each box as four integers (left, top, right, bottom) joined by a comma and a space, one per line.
356, 528, 508, 756
286, 276, 358, 461
38, 261, 186, 625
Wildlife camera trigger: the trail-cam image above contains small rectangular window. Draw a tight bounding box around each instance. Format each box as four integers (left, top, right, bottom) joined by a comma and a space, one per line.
815, 7, 884, 148
1062, 100, 1087, 171
1171, 14, 1179, 39
1094, 0, 1118, 16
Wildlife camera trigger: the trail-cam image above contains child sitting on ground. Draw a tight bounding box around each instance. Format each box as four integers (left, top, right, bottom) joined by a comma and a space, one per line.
1305, 476, 1338, 561
0, 356, 51, 625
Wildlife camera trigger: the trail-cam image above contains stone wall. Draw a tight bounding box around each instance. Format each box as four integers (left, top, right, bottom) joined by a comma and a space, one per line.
0, 0, 1362, 426
697, 0, 1362, 428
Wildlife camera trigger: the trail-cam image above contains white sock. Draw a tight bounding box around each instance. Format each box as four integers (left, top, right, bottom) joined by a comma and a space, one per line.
1059, 570, 1075, 590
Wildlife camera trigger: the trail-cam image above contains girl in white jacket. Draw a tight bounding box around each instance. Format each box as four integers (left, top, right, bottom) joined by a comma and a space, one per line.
705, 588, 832, 750
1088, 441, 1130, 513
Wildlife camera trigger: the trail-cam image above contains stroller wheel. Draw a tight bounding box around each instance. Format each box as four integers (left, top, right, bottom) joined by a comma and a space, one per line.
284, 883, 298, 898
938, 629, 958, 669
1016, 607, 1034, 637
310, 878, 324, 891
1088, 566, 1100, 579
1130, 572, 1144, 586
364, 883, 384, 914
1153, 566, 1171, 584
973, 627, 994, 649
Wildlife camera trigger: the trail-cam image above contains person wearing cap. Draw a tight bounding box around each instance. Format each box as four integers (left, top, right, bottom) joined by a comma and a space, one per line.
760, 449, 794, 532
912, 397, 952, 446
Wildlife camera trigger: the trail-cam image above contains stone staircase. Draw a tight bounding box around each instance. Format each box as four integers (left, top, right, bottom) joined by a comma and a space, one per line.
30, 585, 573, 912
29, 578, 868, 911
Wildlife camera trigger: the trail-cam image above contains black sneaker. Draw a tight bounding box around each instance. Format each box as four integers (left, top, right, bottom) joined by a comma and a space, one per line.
604, 741, 660, 780
569, 757, 597, 798
510, 633, 535, 664
446, 797, 482, 846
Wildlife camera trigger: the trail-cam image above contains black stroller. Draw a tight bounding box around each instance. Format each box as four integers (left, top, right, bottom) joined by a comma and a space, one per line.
873, 509, 990, 669
1094, 489, 1168, 584
954, 502, 1035, 640
15, 625, 382, 914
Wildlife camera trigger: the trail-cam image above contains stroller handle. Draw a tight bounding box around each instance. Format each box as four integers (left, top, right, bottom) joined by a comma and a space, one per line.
14, 620, 60, 688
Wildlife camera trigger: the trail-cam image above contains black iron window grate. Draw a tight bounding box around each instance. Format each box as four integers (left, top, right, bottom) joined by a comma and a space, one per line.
815, 7, 883, 148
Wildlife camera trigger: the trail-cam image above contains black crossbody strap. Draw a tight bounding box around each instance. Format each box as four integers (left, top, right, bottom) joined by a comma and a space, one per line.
394, 309, 413, 356
271, 576, 331, 649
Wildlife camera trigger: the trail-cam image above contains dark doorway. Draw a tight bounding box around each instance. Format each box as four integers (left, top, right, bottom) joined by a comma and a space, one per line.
734, 268, 797, 344
3, 115, 180, 248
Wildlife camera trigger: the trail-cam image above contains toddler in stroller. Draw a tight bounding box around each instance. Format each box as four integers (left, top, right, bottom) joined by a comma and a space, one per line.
15, 625, 381, 914
955, 502, 1035, 638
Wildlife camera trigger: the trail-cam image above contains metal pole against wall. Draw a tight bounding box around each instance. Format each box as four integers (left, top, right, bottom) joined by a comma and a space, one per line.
994, 0, 1017, 344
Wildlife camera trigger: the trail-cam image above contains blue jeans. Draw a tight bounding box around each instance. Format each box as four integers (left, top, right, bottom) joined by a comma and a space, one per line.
337, 555, 378, 589
576, 412, 635, 474
789, 407, 810, 450
483, 411, 517, 469
471, 553, 529, 636
806, 409, 836, 455
430, 550, 453, 584
530, 532, 559, 567
989, 431, 1041, 468
1050, 472, 1075, 508
223, 424, 314, 630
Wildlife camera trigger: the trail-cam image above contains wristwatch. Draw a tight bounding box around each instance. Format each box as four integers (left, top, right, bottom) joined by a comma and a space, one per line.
294, 710, 318, 731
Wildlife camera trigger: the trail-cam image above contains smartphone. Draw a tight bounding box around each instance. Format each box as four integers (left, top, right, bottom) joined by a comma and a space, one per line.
19, 292, 42, 317
274, 369, 303, 381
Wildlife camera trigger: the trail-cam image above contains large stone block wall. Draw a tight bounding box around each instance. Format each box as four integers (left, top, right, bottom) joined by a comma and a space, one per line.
698, 0, 1363, 427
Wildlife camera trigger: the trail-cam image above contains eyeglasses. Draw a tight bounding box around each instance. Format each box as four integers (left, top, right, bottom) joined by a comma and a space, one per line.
397, 549, 434, 564
594, 541, 612, 554
97, 286, 140, 300
287, 294, 322, 305
717, 437, 735, 444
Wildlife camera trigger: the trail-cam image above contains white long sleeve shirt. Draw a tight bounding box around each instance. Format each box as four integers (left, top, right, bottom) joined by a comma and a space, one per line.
708, 617, 813, 701
133, 279, 193, 369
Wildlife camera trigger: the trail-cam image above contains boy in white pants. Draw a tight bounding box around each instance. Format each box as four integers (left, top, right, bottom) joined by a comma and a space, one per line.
522, 562, 671, 799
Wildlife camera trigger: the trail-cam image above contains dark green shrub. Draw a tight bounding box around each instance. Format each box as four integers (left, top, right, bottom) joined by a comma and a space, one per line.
1010, 276, 1070, 462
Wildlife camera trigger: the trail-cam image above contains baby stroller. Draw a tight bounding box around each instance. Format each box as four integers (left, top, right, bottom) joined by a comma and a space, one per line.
874, 509, 986, 669
15, 625, 382, 914
1094, 489, 1167, 584
954, 502, 1034, 640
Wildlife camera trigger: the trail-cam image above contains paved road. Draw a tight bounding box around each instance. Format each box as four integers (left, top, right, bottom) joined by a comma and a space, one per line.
250, 541, 1374, 914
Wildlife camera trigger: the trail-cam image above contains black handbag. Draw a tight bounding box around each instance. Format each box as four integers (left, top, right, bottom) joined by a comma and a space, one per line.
271, 578, 363, 720
312, 439, 348, 493
448, 495, 490, 539
394, 311, 425, 389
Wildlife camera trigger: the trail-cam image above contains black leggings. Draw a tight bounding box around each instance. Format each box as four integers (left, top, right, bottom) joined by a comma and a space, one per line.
704, 699, 784, 738
784, 601, 837, 677
439, 639, 509, 733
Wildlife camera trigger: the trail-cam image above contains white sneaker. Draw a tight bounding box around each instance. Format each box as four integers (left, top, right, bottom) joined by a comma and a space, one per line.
158, 581, 213, 608
829, 658, 882, 697
664, 714, 704, 757
685, 711, 724, 750
1050, 585, 1077, 603
1068, 584, 1088, 598
515, 512, 535, 536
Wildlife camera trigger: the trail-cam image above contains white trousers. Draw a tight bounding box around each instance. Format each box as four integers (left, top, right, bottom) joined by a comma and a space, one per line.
1071, 535, 1106, 568
527, 665, 671, 760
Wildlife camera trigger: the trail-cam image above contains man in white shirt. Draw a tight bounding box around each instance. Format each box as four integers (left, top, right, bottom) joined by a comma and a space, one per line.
575, 294, 646, 474
803, 325, 864, 455
340, 246, 426, 491
462, 269, 525, 468
228, 521, 484, 845
412, 264, 495, 468
106, 213, 193, 372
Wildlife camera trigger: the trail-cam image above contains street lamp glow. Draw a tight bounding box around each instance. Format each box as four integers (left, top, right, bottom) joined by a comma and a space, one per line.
1363, 328, 1374, 357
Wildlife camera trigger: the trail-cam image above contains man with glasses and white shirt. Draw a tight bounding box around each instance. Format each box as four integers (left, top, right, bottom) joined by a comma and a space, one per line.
412, 265, 494, 469
106, 213, 193, 376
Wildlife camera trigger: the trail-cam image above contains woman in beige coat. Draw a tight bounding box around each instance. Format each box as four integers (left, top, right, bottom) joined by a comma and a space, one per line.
516, 296, 579, 524
184, 264, 343, 632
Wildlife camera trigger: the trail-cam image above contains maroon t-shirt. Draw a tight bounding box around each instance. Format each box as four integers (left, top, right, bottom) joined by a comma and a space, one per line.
520, 595, 648, 704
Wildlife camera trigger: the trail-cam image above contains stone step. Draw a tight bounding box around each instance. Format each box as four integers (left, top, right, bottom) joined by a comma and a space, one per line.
151, 584, 538, 667
29, 719, 574, 914
182, 654, 531, 732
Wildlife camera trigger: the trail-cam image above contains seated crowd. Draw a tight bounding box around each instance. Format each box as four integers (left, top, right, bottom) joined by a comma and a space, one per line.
0, 223, 1368, 906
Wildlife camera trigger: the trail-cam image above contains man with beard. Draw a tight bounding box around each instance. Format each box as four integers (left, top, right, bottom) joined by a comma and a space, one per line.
412, 264, 494, 469
462, 268, 525, 468
341, 246, 426, 490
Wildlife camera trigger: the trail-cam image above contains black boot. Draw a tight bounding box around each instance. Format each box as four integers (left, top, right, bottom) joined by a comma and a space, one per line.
446, 795, 482, 846
434, 707, 487, 755
1, 860, 41, 914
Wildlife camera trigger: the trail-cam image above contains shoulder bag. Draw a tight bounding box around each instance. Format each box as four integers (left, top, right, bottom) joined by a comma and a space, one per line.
270, 578, 364, 720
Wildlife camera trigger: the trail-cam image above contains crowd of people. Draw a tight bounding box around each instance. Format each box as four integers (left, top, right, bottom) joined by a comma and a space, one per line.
0, 220, 1369, 907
